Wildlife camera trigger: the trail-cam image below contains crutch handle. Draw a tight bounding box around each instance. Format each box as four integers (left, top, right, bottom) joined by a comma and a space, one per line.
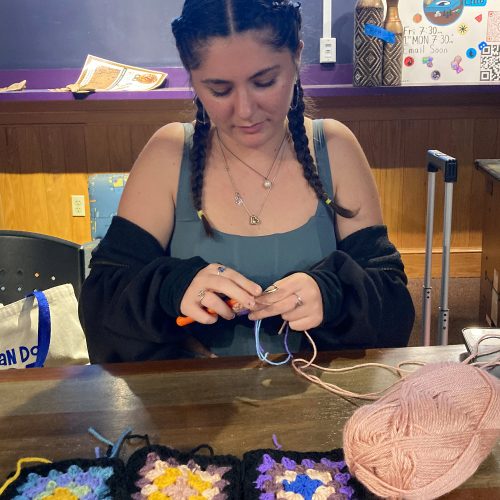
427, 150, 458, 182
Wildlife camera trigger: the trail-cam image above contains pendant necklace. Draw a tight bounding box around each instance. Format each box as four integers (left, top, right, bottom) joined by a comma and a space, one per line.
216, 129, 287, 190
216, 132, 287, 225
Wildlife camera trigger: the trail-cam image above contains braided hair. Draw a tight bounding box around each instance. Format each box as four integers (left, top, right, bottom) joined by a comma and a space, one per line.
287, 79, 356, 221
171, 0, 355, 236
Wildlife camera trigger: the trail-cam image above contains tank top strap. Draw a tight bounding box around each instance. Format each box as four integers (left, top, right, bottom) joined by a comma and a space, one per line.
176, 123, 197, 221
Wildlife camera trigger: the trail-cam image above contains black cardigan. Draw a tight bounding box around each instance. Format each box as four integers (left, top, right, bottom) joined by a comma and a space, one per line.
78, 217, 414, 362
304, 224, 415, 350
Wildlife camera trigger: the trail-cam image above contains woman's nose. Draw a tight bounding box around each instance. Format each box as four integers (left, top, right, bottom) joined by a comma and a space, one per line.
234, 89, 255, 120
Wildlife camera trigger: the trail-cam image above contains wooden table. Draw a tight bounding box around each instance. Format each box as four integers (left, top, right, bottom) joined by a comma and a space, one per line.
1, 345, 498, 499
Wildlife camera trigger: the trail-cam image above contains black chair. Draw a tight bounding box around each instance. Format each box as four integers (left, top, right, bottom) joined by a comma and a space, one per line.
0, 230, 85, 306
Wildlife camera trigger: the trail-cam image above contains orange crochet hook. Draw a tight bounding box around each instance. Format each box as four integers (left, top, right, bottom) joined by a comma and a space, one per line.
176, 298, 241, 327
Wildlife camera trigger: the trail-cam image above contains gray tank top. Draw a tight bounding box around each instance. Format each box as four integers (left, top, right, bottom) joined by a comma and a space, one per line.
169, 120, 337, 356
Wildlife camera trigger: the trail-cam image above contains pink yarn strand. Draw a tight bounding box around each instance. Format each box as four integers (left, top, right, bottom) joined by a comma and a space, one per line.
462, 333, 500, 369
291, 330, 425, 400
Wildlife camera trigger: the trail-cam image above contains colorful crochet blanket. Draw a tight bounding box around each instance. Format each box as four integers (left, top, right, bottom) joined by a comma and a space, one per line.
2, 446, 374, 499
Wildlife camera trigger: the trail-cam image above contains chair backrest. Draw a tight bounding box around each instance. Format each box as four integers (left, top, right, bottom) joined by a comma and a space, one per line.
88, 173, 129, 240
0, 231, 85, 306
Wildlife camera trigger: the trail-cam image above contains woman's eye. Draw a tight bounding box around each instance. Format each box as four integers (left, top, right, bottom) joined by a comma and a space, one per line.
254, 79, 276, 88
209, 88, 231, 97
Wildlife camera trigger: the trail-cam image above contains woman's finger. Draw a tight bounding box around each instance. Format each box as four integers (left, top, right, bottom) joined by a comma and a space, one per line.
183, 303, 219, 325
250, 273, 323, 327
197, 290, 236, 320
180, 264, 261, 320
249, 293, 299, 320
287, 315, 322, 331
195, 274, 258, 312
209, 264, 262, 297
254, 282, 287, 306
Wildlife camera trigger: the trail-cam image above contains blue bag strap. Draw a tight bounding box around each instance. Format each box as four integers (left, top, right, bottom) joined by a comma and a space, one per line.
25, 290, 51, 368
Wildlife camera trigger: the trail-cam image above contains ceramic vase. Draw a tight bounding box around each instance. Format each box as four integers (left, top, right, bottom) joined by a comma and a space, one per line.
383, 0, 404, 86
353, 0, 385, 87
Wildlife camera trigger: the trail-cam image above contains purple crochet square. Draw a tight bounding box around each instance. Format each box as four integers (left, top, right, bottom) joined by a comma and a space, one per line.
242, 448, 373, 499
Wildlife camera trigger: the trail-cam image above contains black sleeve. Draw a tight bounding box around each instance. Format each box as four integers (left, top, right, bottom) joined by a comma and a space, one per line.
78, 216, 209, 363
304, 225, 415, 349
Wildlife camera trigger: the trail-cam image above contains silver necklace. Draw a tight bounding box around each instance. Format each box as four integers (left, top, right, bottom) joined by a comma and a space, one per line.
216, 133, 286, 225
216, 130, 287, 190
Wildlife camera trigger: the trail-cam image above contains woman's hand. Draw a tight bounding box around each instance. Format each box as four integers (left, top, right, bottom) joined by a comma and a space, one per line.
180, 264, 262, 324
248, 272, 324, 331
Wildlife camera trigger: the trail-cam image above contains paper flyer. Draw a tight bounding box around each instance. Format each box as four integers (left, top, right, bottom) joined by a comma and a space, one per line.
399, 1, 500, 85
56, 55, 167, 92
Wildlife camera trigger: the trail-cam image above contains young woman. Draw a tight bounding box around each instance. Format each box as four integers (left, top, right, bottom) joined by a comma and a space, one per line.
79, 0, 415, 362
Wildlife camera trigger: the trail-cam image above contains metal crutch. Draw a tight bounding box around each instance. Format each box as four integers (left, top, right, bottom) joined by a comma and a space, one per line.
421, 150, 458, 346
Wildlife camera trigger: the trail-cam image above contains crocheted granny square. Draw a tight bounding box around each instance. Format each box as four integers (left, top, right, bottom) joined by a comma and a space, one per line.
242, 448, 374, 500
126, 445, 242, 499
1, 457, 128, 499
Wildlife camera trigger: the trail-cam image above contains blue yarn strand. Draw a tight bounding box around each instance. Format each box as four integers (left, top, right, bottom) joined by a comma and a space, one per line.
88, 427, 133, 458
254, 319, 291, 366
88, 427, 114, 447
110, 427, 133, 458
283, 323, 293, 357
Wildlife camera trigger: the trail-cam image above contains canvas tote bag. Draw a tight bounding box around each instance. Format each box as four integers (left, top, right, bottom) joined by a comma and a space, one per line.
0, 283, 89, 369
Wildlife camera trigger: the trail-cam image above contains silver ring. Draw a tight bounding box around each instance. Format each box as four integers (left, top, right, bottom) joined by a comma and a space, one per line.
197, 288, 206, 305
263, 284, 279, 294
217, 265, 226, 276
293, 292, 303, 308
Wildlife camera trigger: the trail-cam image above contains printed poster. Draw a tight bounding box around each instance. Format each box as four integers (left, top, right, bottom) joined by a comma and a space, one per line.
399, 1, 500, 84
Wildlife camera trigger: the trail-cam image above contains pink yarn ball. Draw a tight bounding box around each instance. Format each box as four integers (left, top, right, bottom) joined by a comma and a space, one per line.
343, 362, 500, 499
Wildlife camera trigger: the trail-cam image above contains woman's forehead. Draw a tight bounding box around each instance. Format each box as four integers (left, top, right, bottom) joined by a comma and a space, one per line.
192, 31, 293, 77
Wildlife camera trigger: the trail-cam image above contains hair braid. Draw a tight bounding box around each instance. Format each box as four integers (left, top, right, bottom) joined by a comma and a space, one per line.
190, 98, 214, 236
287, 80, 356, 220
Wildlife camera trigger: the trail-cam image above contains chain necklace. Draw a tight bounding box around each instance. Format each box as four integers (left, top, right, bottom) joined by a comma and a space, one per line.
215, 129, 287, 190
216, 132, 287, 225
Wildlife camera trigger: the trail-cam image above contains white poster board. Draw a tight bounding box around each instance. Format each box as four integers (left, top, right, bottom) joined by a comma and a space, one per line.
400, 1, 500, 85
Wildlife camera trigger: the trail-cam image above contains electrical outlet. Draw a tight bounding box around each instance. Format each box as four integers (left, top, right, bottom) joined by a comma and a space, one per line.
71, 195, 86, 217
320, 37, 336, 64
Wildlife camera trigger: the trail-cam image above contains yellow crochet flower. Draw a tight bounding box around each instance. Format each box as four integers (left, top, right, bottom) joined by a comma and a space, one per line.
44, 487, 78, 500
147, 491, 169, 500
154, 467, 183, 489
187, 470, 212, 493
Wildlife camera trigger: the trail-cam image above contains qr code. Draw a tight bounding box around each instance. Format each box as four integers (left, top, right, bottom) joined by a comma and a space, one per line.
480, 44, 500, 81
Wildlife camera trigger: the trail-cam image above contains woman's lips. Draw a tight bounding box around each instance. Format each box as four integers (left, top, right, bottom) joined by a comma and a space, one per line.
236, 122, 264, 134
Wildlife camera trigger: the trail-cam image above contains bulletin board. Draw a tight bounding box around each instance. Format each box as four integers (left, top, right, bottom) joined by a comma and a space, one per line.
400, 1, 500, 85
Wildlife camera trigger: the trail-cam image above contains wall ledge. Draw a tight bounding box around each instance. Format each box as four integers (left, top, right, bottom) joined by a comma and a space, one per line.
1, 64, 499, 102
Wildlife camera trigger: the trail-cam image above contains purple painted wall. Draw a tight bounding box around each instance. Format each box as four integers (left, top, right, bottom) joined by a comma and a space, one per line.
0, 0, 357, 71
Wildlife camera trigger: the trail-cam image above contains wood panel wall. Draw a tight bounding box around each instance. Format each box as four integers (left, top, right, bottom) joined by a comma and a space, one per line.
1, 91, 500, 277
319, 92, 500, 277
